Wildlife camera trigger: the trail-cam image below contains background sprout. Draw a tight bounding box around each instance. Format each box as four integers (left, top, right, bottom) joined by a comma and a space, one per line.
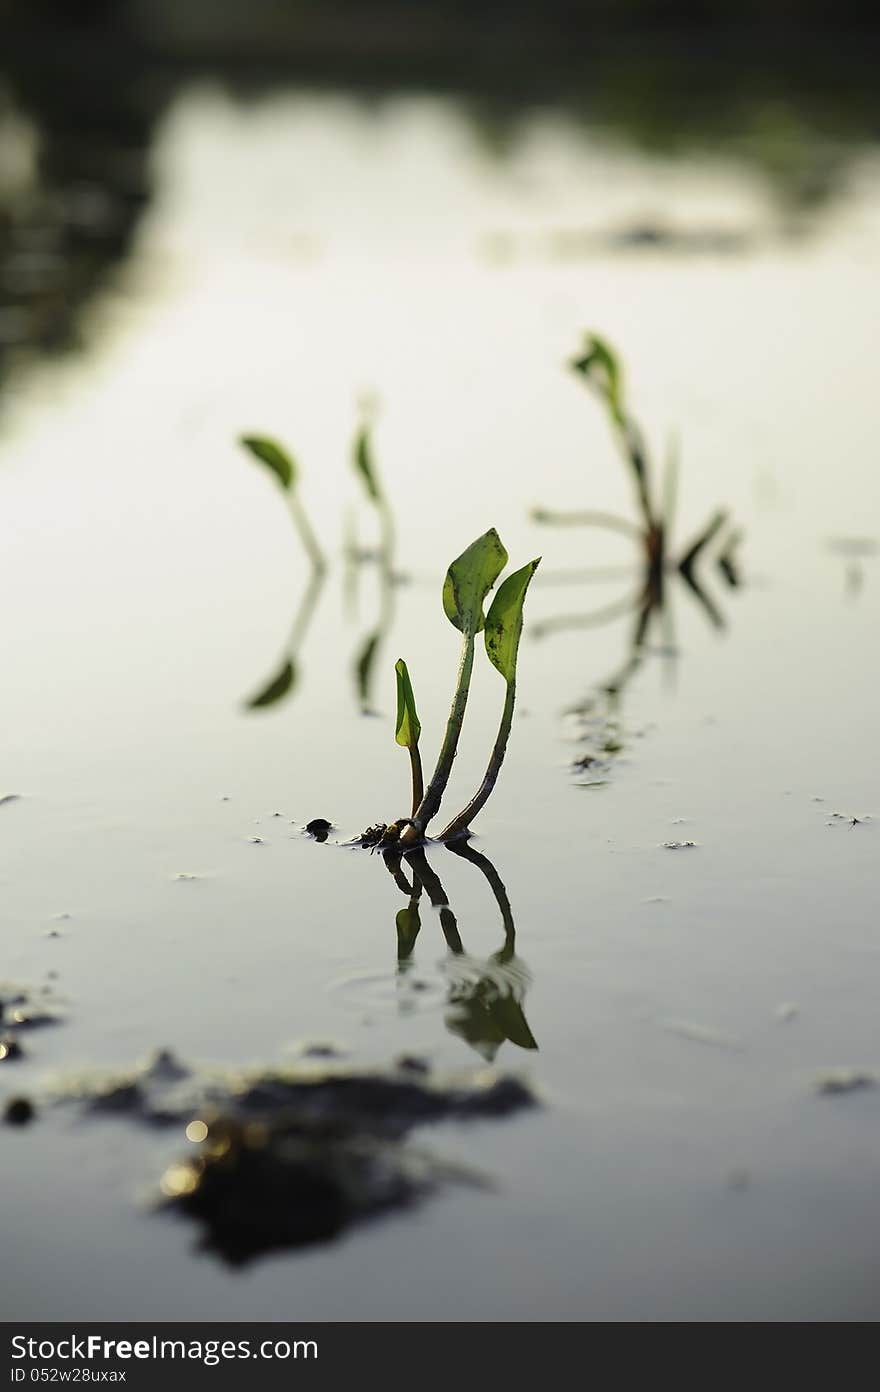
352, 422, 395, 565
349, 422, 397, 713
239, 434, 326, 574
394, 658, 423, 817
401, 528, 508, 841
571, 333, 654, 533
439, 557, 540, 842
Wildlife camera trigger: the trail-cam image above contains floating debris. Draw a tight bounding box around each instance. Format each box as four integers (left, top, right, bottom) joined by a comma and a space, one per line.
814, 1069, 876, 1096
305, 818, 333, 842
661, 1019, 743, 1051
826, 812, 874, 828
47, 1051, 536, 1265
0, 1035, 25, 1062
0, 794, 21, 807
0, 982, 65, 1032
661, 840, 698, 850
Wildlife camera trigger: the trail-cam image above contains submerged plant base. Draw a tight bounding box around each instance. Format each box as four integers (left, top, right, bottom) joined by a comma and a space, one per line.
47, 1049, 536, 1267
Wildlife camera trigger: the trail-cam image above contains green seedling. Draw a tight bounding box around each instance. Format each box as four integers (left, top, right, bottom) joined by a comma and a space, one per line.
358, 529, 538, 850
394, 658, 423, 818
349, 422, 397, 713
534, 333, 737, 586
240, 435, 326, 574
438, 558, 540, 842
352, 421, 395, 565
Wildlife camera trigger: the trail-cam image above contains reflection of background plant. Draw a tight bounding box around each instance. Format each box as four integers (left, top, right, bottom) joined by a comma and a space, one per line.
3, 1, 879, 390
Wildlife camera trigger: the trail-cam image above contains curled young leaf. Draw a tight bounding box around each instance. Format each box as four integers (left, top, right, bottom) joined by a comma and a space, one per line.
485, 558, 541, 683
239, 435, 296, 490
353, 426, 381, 503
442, 529, 508, 637
394, 659, 421, 749
571, 334, 624, 427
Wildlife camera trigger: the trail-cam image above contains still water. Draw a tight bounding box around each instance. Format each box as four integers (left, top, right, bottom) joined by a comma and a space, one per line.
1, 88, 879, 1320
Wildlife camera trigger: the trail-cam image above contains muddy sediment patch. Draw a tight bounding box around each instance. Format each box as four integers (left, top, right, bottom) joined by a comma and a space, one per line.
47, 1049, 537, 1266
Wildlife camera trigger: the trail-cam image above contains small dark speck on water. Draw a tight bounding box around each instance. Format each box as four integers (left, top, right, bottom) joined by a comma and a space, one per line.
662, 840, 697, 850
4, 1097, 34, 1125
248, 837, 265, 845
306, 819, 333, 842
815, 1070, 876, 1095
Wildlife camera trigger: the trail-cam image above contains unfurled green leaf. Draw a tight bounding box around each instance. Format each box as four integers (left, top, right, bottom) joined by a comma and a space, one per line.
394, 658, 421, 748
485, 558, 541, 682
442, 529, 508, 637
353, 426, 381, 503
240, 435, 296, 490
571, 334, 624, 427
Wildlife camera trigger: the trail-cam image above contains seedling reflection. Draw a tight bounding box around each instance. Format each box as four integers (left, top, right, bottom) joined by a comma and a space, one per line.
384, 844, 537, 1062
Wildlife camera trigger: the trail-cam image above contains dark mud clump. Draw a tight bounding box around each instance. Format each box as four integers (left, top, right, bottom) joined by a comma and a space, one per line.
305, 818, 333, 841
4, 1097, 35, 1125
50, 1049, 536, 1266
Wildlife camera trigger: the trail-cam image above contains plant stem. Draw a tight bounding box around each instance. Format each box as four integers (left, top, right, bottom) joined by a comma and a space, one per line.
532, 507, 643, 540
288, 493, 327, 574
438, 678, 517, 842
400, 633, 475, 842
408, 745, 424, 819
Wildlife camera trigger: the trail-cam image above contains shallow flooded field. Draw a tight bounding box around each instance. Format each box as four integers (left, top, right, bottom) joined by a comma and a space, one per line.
2, 83, 879, 1320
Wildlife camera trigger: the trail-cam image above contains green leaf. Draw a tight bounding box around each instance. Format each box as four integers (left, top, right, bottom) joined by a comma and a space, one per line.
442, 529, 508, 637
571, 334, 624, 426
395, 903, 422, 960
240, 435, 296, 490
484, 558, 541, 682
394, 658, 421, 748
246, 659, 296, 709
353, 426, 381, 502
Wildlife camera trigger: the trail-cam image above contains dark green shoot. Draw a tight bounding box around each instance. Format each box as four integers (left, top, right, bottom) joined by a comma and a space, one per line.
240, 434, 326, 574
394, 658, 423, 818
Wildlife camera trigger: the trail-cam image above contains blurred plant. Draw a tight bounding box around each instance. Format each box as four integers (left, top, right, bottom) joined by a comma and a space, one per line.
238, 434, 328, 709
532, 333, 743, 784
533, 332, 738, 593
347, 417, 398, 714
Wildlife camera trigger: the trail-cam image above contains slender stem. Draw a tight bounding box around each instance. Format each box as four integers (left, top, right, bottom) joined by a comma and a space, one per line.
401, 633, 475, 840
531, 508, 643, 540
288, 492, 327, 574
408, 745, 424, 819
438, 678, 517, 842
